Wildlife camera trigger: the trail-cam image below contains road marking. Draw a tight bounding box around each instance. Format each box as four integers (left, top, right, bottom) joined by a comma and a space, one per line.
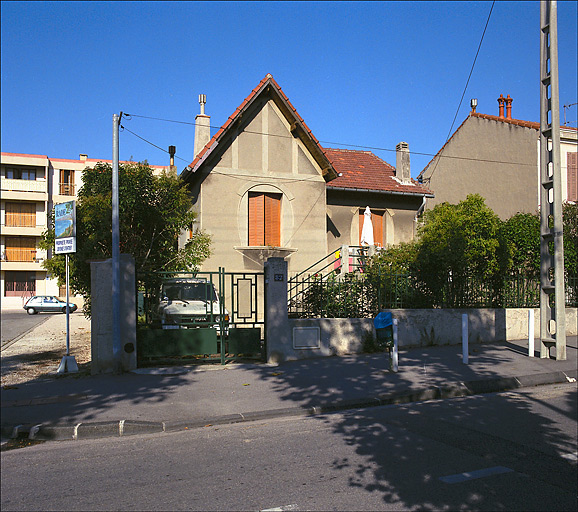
261, 505, 299, 512
439, 466, 514, 484
561, 451, 577, 463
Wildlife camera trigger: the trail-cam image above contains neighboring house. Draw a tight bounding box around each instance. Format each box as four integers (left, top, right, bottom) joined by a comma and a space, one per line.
180, 74, 433, 274
418, 94, 578, 220
0, 152, 167, 308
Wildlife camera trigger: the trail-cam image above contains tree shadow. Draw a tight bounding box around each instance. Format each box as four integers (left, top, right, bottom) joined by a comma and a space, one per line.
243, 335, 577, 510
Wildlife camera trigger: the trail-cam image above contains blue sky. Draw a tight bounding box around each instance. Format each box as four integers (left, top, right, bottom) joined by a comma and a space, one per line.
1, 1, 577, 176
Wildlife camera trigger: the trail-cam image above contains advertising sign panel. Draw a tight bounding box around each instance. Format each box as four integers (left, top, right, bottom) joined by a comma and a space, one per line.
54, 200, 76, 254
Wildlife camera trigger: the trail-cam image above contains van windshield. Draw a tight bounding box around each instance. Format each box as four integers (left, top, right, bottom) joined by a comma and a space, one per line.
162, 282, 217, 302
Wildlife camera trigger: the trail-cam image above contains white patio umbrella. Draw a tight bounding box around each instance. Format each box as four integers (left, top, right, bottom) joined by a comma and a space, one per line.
360, 206, 374, 246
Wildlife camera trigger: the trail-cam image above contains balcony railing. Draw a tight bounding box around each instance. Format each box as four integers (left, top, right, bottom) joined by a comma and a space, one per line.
59, 183, 76, 195
3, 248, 38, 262
1, 178, 47, 193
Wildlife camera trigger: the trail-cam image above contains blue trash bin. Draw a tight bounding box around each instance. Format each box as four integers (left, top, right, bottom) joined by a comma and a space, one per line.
374, 312, 393, 348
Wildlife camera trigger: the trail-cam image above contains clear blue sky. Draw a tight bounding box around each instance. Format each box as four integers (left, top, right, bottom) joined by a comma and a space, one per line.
1, 1, 577, 176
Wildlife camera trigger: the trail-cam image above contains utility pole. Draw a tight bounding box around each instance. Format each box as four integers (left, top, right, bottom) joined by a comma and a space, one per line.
112, 113, 121, 369
539, 0, 566, 360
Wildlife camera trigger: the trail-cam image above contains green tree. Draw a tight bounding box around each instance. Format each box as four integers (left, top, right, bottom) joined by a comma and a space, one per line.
563, 202, 577, 275
503, 212, 541, 278
40, 162, 211, 315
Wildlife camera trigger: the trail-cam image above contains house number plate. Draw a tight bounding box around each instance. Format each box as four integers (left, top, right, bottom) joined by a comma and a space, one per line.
274, 274, 284, 282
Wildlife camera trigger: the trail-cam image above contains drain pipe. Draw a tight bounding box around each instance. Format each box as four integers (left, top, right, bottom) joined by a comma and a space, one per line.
413, 196, 427, 236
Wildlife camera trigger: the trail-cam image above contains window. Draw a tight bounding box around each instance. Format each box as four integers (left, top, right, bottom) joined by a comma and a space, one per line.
568, 152, 577, 202
6, 167, 36, 180
5, 202, 36, 227
4, 271, 36, 297
4, 237, 36, 262
60, 169, 75, 195
359, 209, 384, 247
248, 192, 281, 246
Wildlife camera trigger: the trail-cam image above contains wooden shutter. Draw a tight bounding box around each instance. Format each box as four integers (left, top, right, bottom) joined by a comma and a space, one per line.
5, 202, 35, 227
248, 192, 281, 246
568, 152, 577, 202
5, 237, 36, 261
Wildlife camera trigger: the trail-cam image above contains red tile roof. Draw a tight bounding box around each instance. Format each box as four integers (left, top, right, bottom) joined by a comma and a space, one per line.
325, 148, 433, 196
183, 74, 335, 180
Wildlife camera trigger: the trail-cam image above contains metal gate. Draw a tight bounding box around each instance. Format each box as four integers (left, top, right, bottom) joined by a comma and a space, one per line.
138, 268, 265, 364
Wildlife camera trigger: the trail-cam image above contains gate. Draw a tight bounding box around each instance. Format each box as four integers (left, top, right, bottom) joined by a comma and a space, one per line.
138, 268, 265, 364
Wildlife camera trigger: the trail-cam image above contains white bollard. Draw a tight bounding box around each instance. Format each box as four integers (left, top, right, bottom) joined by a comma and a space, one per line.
462, 313, 468, 364
392, 319, 399, 372
528, 309, 534, 357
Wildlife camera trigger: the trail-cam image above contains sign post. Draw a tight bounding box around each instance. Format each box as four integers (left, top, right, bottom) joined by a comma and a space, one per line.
55, 200, 78, 374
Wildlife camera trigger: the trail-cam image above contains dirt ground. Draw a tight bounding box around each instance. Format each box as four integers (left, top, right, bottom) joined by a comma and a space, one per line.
1, 313, 92, 387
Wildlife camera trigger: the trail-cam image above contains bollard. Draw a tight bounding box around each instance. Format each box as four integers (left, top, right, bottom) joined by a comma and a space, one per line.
392, 318, 399, 372
528, 309, 534, 357
462, 313, 468, 364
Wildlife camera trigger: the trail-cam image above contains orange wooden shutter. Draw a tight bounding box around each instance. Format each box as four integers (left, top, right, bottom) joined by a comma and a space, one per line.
359, 209, 383, 247
264, 193, 281, 246
248, 192, 265, 245
5, 202, 35, 227
568, 152, 577, 202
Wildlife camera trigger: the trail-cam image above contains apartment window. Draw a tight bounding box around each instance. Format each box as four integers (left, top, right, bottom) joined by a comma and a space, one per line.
5, 167, 37, 180
5, 202, 36, 227
359, 209, 384, 247
568, 152, 577, 202
4, 237, 37, 262
248, 192, 281, 246
60, 169, 75, 195
4, 271, 36, 297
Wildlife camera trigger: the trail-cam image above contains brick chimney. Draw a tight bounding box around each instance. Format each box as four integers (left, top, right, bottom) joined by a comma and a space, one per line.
194, 94, 210, 158
497, 94, 505, 118
505, 94, 513, 119
396, 142, 411, 184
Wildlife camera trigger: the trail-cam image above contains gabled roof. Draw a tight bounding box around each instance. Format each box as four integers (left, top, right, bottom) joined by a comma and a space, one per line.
418, 112, 577, 179
325, 148, 433, 197
181, 74, 337, 182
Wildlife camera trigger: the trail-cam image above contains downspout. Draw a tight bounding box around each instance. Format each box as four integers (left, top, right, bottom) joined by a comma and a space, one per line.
413, 196, 427, 237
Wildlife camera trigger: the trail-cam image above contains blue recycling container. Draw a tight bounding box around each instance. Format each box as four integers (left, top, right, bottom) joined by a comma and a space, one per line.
374, 312, 393, 348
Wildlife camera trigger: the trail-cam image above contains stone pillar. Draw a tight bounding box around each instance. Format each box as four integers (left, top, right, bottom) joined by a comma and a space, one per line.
90, 254, 137, 374
265, 257, 291, 364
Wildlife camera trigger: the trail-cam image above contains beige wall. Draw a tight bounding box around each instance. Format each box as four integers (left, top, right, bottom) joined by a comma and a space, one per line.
421, 116, 539, 220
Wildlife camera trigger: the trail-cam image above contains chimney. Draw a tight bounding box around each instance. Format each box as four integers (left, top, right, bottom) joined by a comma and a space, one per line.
505, 94, 513, 119
470, 98, 478, 113
497, 94, 505, 118
194, 94, 211, 158
79, 154, 88, 161
396, 142, 411, 184
168, 145, 177, 175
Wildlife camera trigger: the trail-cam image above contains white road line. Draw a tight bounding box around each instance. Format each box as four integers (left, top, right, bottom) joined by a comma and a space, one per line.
261, 505, 299, 512
439, 466, 514, 484
561, 451, 577, 462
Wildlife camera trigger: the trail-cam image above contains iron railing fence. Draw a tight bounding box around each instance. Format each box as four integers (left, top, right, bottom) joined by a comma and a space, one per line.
288, 272, 577, 319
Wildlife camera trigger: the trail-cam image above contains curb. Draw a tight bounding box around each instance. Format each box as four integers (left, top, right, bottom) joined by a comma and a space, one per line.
2, 369, 576, 442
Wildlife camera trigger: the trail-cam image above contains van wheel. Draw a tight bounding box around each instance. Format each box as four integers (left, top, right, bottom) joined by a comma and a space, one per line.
27, 308, 37, 315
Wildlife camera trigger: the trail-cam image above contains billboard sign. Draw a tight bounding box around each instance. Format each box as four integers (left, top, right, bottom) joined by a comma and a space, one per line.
54, 200, 76, 254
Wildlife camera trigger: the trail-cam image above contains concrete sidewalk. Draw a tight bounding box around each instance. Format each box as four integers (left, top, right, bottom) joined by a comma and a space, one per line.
1, 321, 576, 442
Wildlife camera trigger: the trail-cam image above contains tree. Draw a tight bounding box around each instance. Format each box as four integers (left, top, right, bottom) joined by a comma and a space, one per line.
40, 162, 211, 315
503, 212, 541, 278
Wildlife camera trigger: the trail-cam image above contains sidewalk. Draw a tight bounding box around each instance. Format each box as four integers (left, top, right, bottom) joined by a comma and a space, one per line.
1, 315, 576, 442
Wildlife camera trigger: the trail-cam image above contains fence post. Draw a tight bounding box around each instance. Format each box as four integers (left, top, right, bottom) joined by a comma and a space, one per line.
462, 313, 468, 364
340, 245, 350, 274
264, 257, 290, 364
392, 318, 399, 372
528, 309, 535, 357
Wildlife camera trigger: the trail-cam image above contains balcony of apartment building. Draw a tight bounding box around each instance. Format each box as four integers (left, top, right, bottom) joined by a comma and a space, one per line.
1, 236, 45, 271
1, 164, 48, 201
54, 169, 77, 201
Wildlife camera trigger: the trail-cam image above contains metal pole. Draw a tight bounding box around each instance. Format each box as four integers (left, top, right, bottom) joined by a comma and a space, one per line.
66, 253, 70, 356
112, 114, 121, 368
462, 313, 469, 364
528, 309, 535, 357
392, 318, 399, 372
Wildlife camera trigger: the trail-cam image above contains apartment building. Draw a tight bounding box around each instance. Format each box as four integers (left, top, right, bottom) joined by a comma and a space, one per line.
1, 152, 167, 309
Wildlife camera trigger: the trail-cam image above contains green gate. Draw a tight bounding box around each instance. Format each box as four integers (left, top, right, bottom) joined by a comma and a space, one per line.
138, 268, 265, 364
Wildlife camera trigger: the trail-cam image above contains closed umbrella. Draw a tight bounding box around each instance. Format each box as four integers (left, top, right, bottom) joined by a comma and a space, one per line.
360, 206, 374, 246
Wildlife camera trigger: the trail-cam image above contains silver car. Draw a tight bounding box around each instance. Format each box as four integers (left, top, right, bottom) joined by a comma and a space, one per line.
23, 295, 78, 315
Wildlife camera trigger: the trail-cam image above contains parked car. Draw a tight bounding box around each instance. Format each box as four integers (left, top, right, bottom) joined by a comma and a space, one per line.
23, 296, 78, 315
156, 278, 230, 334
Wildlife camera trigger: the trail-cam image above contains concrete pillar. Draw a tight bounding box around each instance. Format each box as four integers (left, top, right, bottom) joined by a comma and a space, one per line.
90, 254, 137, 374
194, 94, 211, 158
265, 257, 291, 364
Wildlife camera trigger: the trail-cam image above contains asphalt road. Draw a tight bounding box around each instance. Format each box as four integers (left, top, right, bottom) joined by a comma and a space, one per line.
0, 311, 52, 347
1, 383, 576, 511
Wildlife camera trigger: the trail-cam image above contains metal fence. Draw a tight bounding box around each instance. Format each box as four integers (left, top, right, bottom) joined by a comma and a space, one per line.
288, 271, 577, 319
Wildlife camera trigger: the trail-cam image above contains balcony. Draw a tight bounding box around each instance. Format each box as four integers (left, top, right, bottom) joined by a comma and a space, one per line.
1, 178, 48, 200
59, 183, 76, 196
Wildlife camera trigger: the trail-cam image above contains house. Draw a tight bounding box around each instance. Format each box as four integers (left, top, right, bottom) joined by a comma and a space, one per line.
180, 74, 433, 274
418, 95, 578, 220
0, 152, 168, 308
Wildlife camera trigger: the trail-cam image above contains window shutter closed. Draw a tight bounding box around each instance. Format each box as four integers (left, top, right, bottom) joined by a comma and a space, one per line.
248, 192, 281, 246
248, 192, 265, 246
359, 209, 384, 247
568, 152, 577, 202
264, 194, 281, 246
5, 202, 35, 227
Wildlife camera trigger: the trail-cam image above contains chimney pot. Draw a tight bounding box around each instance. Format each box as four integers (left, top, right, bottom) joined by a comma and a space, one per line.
497, 94, 505, 118
470, 98, 478, 113
505, 94, 513, 120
